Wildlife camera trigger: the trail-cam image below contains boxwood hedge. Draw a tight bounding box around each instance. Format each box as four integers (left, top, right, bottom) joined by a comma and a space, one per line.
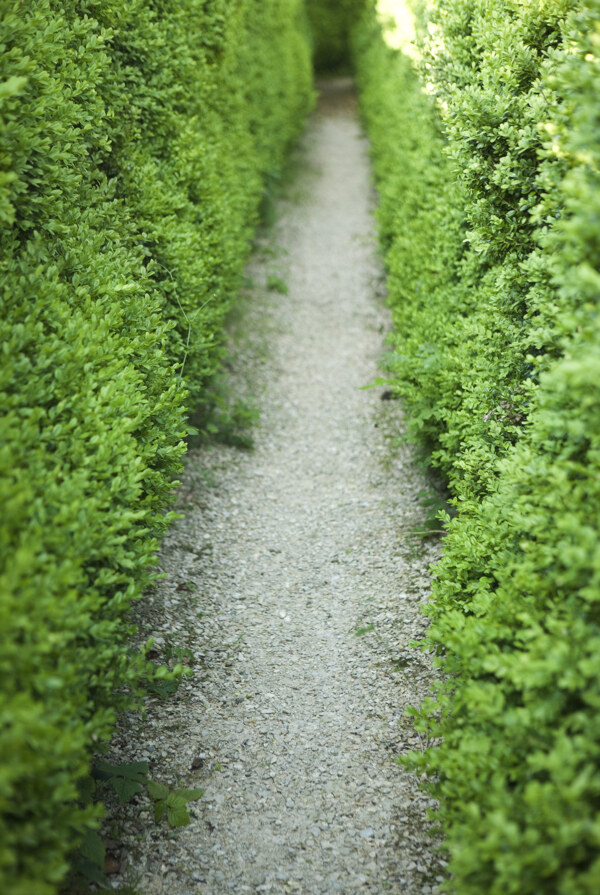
0, 1, 312, 892
307, 0, 370, 71
354, 2, 600, 892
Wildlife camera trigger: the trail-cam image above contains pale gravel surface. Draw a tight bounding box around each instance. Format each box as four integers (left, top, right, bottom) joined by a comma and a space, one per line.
106, 79, 444, 895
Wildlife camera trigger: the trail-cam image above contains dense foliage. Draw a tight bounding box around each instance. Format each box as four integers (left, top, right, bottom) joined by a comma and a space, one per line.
0, 1, 313, 891
354, 1, 600, 892
307, 0, 370, 70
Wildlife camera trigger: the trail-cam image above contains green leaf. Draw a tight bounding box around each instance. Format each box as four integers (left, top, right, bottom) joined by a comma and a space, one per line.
93, 760, 149, 803
166, 791, 187, 809
145, 676, 180, 699
178, 788, 204, 802
73, 855, 108, 887
147, 780, 170, 801
167, 803, 190, 828
78, 774, 96, 805
94, 760, 149, 782
112, 775, 144, 804
79, 829, 105, 868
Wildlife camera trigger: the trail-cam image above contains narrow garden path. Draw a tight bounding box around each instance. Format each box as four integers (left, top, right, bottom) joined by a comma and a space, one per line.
110, 79, 443, 895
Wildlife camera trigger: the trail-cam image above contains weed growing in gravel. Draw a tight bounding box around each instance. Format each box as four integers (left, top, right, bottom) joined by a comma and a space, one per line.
69, 760, 203, 889
189, 375, 260, 450
147, 782, 204, 828
93, 761, 149, 805
266, 274, 289, 294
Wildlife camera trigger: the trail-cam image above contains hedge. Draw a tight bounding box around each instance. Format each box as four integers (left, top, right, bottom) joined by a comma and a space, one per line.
0, 2, 312, 892
307, 0, 370, 71
354, 2, 600, 893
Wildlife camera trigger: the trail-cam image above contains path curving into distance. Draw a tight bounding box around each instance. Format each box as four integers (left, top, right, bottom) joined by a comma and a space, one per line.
109, 79, 443, 895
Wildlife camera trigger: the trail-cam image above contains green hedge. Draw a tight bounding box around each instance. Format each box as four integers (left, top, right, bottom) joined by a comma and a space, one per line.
307, 0, 370, 71
354, 2, 600, 893
0, 2, 312, 892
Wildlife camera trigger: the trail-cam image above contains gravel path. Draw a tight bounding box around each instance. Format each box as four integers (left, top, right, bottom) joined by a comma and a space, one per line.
108, 79, 443, 895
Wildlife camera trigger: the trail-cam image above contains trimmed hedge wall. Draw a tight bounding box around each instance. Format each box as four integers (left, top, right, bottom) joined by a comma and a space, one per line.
354, 2, 600, 893
0, 2, 312, 892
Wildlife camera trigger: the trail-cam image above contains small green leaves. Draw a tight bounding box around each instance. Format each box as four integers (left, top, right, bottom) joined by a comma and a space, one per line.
71, 828, 108, 888
145, 675, 181, 700
147, 781, 204, 828
93, 761, 150, 804
79, 829, 105, 870
355, 2, 600, 893
191, 381, 261, 451
0, 0, 313, 891
266, 274, 289, 295
147, 780, 170, 822
355, 623, 375, 637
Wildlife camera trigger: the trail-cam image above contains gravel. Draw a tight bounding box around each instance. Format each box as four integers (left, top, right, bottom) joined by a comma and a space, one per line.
105, 78, 444, 895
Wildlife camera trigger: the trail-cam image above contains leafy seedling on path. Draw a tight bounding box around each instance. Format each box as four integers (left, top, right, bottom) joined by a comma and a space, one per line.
147, 781, 204, 827
69, 827, 110, 889
266, 274, 289, 294
145, 676, 181, 699
143, 645, 190, 699
68, 825, 143, 893
93, 761, 203, 827
75, 761, 204, 886
412, 488, 448, 535
189, 375, 261, 449
93, 760, 150, 804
